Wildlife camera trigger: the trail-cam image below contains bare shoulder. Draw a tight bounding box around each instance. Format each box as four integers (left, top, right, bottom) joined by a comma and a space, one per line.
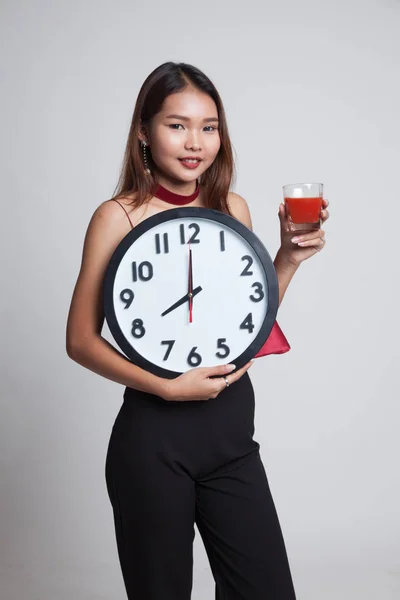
66, 199, 136, 342
92, 197, 133, 230
227, 191, 253, 230
78, 199, 136, 275
88, 194, 140, 240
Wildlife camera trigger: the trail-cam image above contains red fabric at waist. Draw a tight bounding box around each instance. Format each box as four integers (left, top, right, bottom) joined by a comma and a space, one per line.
254, 321, 290, 358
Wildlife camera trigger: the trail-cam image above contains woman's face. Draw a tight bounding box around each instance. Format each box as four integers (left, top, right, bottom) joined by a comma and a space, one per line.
145, 88, 221, 184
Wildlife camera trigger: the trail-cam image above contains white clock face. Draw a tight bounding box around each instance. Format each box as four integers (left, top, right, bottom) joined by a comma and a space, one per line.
104, 208, 278, 377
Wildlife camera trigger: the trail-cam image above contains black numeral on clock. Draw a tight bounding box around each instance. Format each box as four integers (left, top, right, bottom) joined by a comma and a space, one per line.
240, 255, 253, 276
120, 288, 134, 308
216, 338, 230, 358
240, 313, 255, 334
132, 261, 153, 282
220, 231, 226, 251
155, 233, 169, 254
187, 346, 202, 366
180, 223, 200, 244
161, 340, 175, 361
131, 319, 146, 338
249, 282, 264, 302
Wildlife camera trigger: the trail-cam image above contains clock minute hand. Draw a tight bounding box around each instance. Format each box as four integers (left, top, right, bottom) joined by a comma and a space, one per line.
161, 286, 202, 317
188, 246, 193, 323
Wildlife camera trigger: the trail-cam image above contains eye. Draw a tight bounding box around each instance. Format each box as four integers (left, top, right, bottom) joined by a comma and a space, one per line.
169, 124, 184, 130
204, 126, 217, 132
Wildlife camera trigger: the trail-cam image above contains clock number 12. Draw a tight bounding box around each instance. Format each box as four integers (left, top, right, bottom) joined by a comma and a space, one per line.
180, 223, 200, 244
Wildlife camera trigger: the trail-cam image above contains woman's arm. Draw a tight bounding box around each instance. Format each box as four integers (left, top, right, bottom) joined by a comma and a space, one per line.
272, 248, 300, 306
66, 200, 171, 398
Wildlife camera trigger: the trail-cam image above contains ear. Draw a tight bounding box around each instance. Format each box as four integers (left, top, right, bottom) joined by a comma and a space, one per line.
138, 123, 149, 146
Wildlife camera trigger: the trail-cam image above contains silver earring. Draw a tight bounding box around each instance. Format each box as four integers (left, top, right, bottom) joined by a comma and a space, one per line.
141, 141, 151, 175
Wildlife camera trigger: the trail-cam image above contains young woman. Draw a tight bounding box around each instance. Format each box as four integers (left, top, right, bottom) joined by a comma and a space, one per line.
66, 61, 329, 600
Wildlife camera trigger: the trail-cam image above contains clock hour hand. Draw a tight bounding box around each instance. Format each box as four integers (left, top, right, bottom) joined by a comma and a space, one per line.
161, 285, 202, 317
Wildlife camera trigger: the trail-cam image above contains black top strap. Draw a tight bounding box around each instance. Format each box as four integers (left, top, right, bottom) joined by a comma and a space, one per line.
110, 199, 134, 229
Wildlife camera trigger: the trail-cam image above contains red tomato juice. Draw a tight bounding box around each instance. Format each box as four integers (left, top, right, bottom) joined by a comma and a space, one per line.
284, 196, 322, 223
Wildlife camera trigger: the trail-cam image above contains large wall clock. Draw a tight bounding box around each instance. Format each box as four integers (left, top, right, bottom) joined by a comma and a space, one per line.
104, 207, 279, 378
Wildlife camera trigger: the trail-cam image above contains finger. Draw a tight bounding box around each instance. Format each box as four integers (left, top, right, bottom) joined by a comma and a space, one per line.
291, 229, 325, 243
213, 364, 251, 395
278, 203, 288, 221
207, 360, 253, 396
297, 237, 326, 248
320, 209, 330, 222
322, 198, 329, 208
278, 203, 290, 233
203, 363, 236, 378
222, 360, 254, 387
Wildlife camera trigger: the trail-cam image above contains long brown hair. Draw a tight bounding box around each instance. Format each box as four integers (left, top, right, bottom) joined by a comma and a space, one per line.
111, 62, 236, 214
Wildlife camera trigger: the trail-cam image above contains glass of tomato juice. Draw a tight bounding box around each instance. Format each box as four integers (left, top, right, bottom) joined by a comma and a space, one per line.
283, 182, 323, 232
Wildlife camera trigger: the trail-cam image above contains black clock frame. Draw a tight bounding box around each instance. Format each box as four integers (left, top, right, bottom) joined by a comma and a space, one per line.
104, 207, 279, 379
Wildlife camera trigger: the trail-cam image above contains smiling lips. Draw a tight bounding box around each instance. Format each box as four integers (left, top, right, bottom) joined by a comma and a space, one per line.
179, 158, 202, 169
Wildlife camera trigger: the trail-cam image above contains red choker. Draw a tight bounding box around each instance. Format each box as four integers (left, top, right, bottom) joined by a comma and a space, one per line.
153, 180, 200, 205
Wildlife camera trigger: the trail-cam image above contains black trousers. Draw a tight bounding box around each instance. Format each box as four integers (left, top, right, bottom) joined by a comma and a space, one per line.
105, 372, 296, 599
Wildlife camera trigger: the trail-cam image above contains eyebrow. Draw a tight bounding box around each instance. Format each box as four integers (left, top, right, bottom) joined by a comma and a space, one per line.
165, 114, 219, 123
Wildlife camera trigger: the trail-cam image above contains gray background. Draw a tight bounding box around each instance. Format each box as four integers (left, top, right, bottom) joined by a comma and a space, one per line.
1, 0, 399, 598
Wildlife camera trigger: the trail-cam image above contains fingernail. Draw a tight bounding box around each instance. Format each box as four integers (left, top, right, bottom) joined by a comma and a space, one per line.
227, 364, 236, 371
291, 237, 300, 243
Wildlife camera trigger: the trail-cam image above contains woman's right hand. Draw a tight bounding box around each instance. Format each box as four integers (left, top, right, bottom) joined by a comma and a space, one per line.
163, 361, 254, 402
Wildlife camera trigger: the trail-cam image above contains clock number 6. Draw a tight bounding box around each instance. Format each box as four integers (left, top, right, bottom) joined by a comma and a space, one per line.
131, 319, 146, 338
120, 288, 134, 308
249, 282, 264, 302
187, 347, 202, 367
216, 338, 230, 358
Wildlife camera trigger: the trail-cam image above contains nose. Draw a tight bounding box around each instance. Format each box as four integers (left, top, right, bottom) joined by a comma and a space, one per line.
184, 130, 202, 152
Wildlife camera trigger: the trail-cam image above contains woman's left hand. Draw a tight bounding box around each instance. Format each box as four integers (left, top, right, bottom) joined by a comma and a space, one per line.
278, 199, 330, 265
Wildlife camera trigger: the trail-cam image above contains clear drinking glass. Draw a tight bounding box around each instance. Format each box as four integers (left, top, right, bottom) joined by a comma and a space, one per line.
283, 182, 323, 232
